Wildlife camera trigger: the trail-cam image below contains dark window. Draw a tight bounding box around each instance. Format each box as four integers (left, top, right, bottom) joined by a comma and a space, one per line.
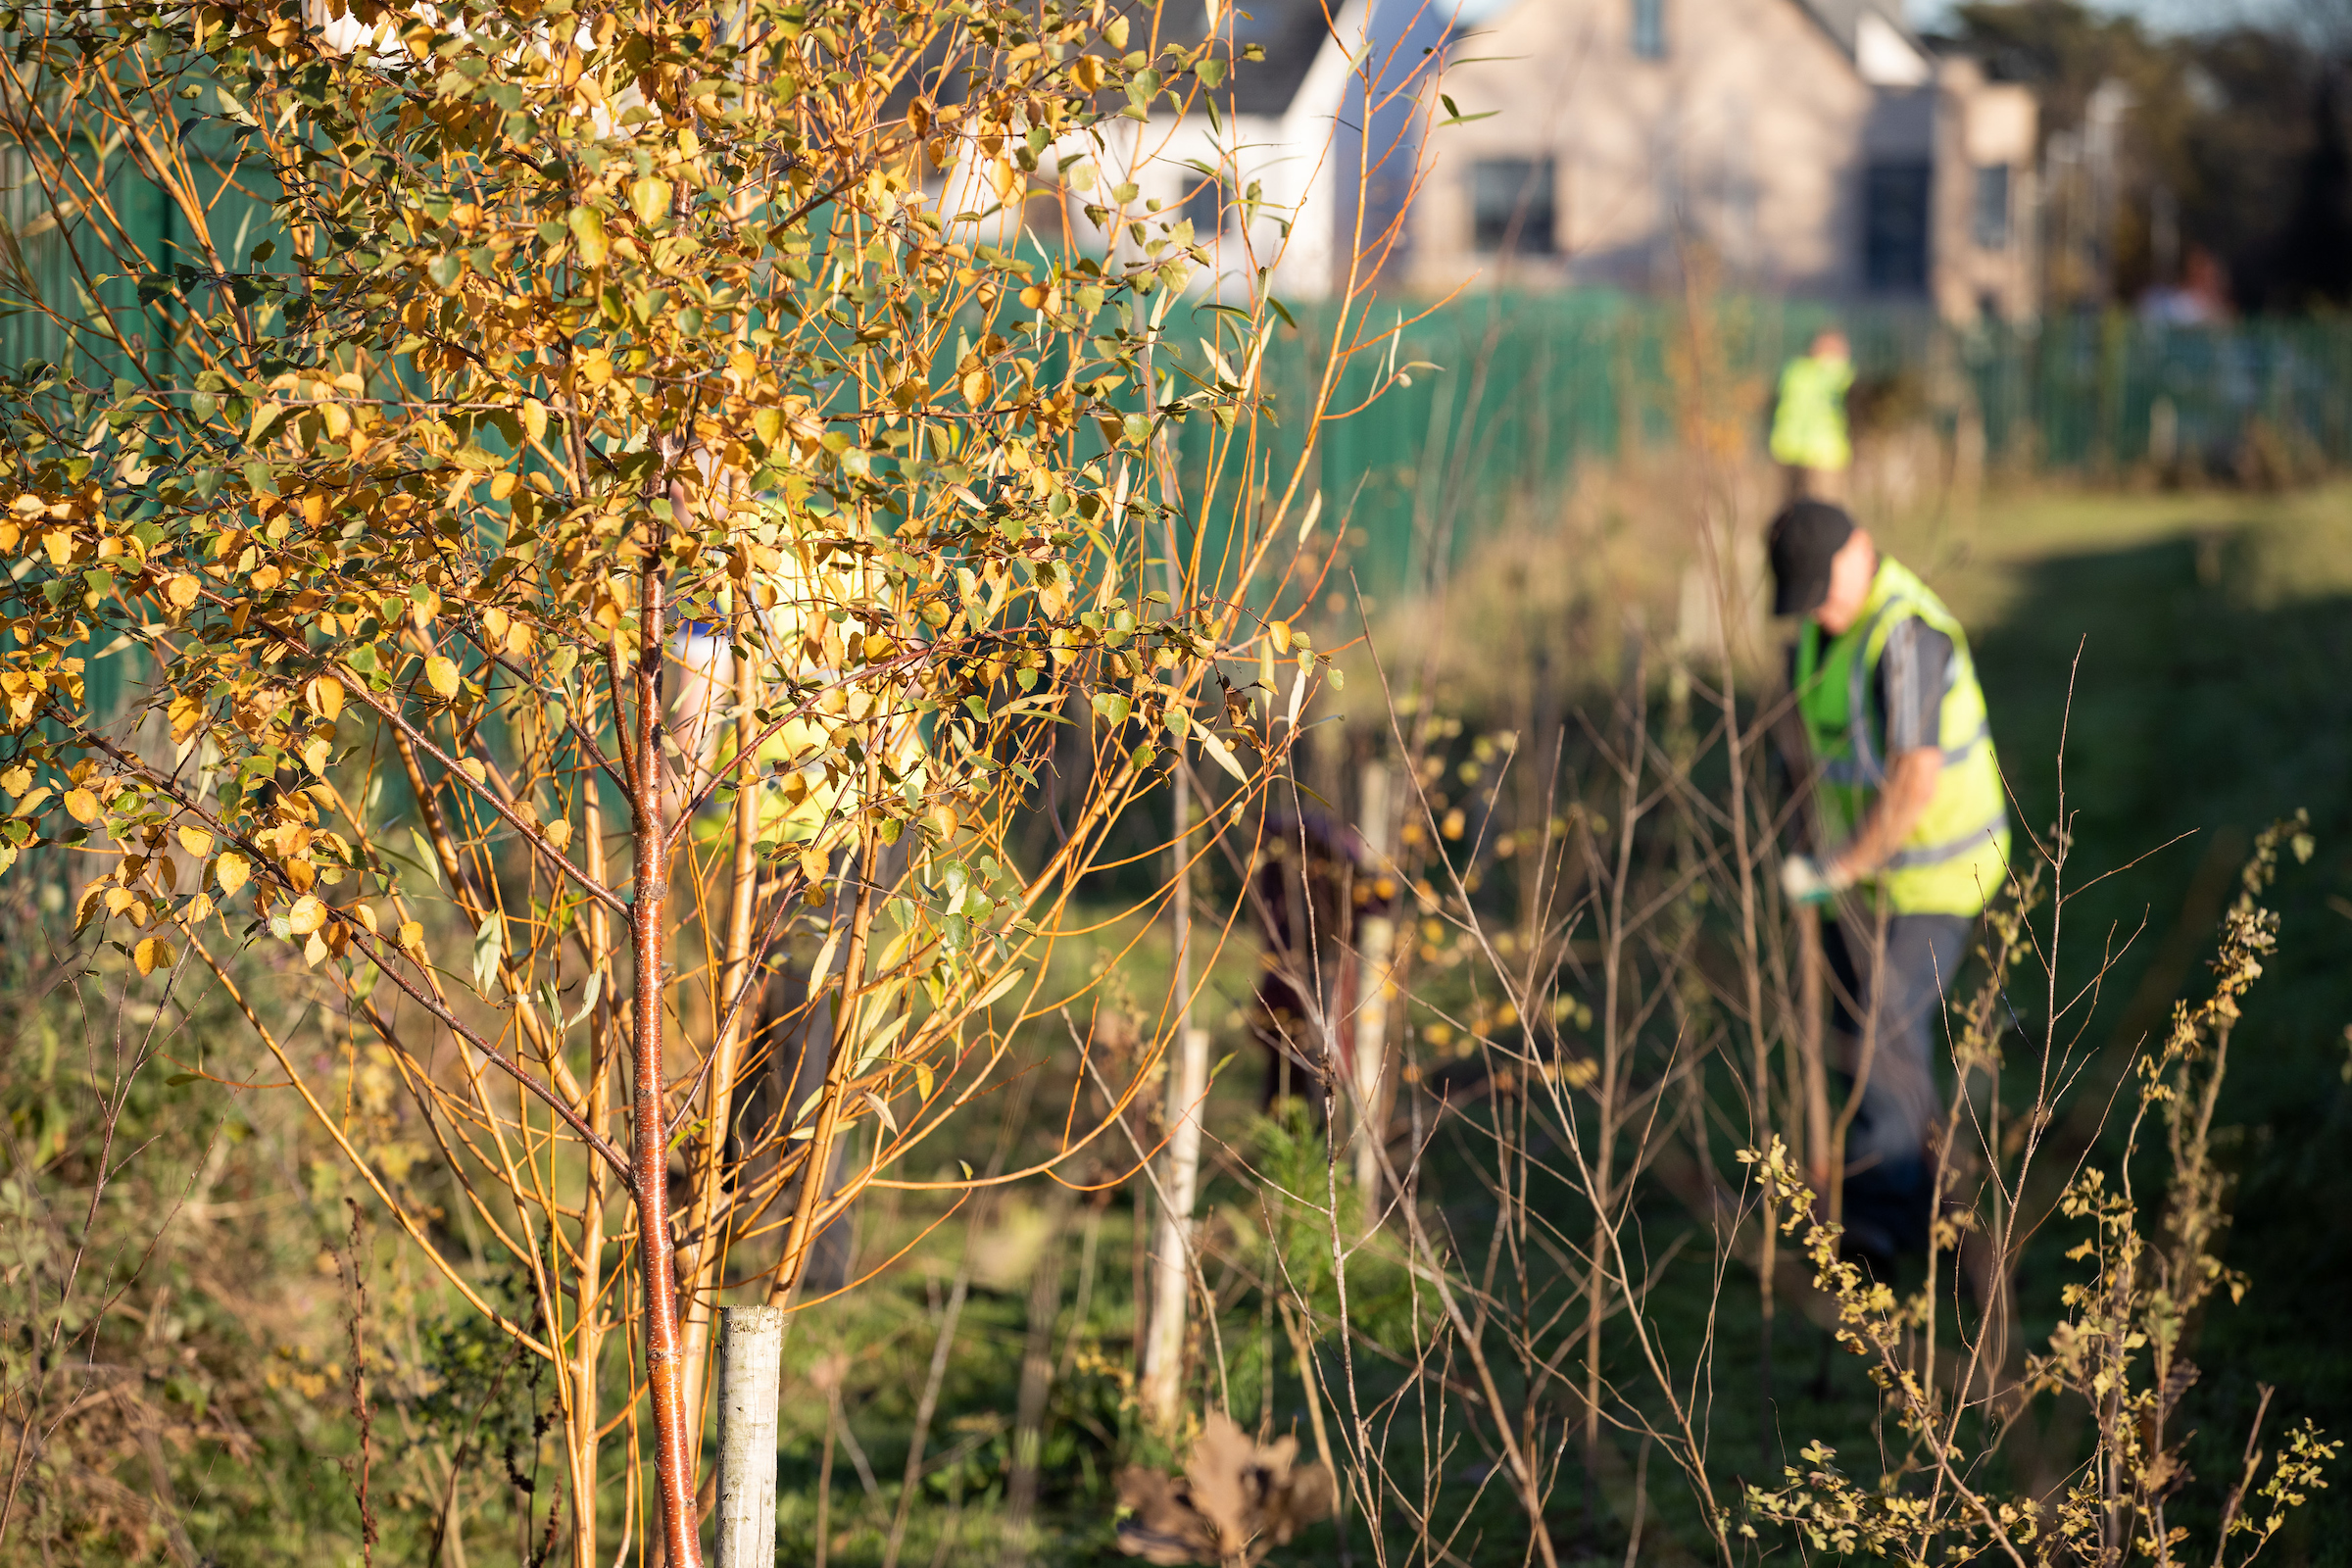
1184, 171, 1226, 242
1633, 0, 1665, 59
1864, 160, 1932, 291
1972, 164, 2010, 250
1471, 158, 1557, 255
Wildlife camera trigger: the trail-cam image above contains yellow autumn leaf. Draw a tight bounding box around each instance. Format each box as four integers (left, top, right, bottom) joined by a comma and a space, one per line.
628, 174, 674, 225
185, 892, 213, 923
1194, 728, 1249, 783
133, 936, 172, 976
0, 764, 27, 796
215, 853, 250, 895
973, 966, 1028, 1011
301, 737, 332, 775
169, 692, 207, 743
286, 895, 327, 936
63, 787, 97, 823
177, 825, 214, 857
306, 673, 344, 719
424, 656, 461, 698
521, 398, 548, 442
566, 205, 609, 267
166, 573, 200, 609
397, 919, 424, 956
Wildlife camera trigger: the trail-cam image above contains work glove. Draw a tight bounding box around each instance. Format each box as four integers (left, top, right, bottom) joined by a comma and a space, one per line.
1780, 854, 1851, 906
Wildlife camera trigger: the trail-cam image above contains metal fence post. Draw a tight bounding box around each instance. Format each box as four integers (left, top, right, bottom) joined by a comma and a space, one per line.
714, 1304, 786, 1568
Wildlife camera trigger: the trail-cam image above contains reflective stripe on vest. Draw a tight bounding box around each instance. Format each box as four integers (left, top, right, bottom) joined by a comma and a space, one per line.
1882, 807, 2010, 871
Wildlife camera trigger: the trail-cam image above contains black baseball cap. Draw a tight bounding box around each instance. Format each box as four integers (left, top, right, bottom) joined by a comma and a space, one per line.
1767, 501, 1856, 617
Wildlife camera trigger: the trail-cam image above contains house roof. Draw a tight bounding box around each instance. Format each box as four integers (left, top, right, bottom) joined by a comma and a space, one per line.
1792, 0, 1930, 72
1176, 0, 1924, 122
1150, 0, 1341, 119
1793, 0, 1874, 56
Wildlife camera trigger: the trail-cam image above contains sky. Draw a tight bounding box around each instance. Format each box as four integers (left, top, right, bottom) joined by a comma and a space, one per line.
1911, 0, 2290, 30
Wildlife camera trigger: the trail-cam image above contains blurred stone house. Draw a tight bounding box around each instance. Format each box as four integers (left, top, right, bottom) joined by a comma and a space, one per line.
1122, 0, 2037, 323
1406, 0, 2038, 321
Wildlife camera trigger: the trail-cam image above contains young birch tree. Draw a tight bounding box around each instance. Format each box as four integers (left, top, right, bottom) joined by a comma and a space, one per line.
0, 0, 1354, 1559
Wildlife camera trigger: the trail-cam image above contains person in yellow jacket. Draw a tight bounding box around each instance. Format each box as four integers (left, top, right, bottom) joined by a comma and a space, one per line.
1770, 327, 1854, 503
1770, 500, 2009, 1265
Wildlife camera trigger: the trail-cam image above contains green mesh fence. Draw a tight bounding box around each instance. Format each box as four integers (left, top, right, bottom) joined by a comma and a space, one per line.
1178, 294, 2352, 599
8, 176, 2352, 619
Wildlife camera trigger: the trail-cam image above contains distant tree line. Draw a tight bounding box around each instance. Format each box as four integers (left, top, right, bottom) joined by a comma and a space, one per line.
1942, 0, 2352, 313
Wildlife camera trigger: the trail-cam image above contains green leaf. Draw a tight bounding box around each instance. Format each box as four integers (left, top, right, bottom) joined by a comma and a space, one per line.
565, 970, 603, 1029
405, 826, 445, 889
566, 205, 609, 266
1091, 692, 1131, 726
471, 912, 505, 1000
426, 252, 464, 291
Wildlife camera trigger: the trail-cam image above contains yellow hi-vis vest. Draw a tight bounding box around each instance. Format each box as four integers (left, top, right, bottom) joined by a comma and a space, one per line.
1795, 558, 2009, 916
1770, 353, 1854, 471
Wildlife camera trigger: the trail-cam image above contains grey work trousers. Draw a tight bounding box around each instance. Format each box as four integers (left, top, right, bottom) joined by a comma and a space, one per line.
1820, 910, 1970, 1259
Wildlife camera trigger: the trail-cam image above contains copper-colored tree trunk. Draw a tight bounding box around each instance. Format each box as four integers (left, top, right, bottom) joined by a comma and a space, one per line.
630, 568, 701, 1568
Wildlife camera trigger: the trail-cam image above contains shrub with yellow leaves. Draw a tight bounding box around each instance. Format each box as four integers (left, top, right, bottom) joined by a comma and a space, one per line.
0, 0, 1372, 1558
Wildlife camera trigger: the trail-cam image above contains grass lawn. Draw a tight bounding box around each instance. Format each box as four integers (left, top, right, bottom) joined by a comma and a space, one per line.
1887, 479, 2352, 1564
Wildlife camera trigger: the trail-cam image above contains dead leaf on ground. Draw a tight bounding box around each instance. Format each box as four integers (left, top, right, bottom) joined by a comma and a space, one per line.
1115, 1413, 1336, 1565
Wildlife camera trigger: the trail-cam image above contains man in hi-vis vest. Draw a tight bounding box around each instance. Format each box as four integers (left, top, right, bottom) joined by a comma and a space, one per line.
1770, 500, 2010, 1266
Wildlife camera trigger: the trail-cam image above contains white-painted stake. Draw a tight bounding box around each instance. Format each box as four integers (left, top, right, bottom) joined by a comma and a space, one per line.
714, 1304, 786, 1568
